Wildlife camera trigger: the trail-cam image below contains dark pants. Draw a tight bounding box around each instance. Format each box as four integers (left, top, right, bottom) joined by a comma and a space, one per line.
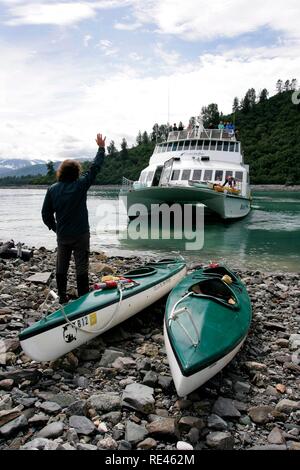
56, 232, 90, 301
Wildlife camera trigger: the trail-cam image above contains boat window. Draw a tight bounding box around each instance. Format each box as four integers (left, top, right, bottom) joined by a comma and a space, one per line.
172, 142, 178, 151
229, 142, 235, 152
146, 171, 154, 183
235, 171, 243, 181
204, 170, 213, 181
210, 141, 216, 151
171, 170, 180, 181
156, 145, 161, 154
203, 140, 210, 150
161, 143, 166, 153
217, 141, 223, 151
181, 170, 191, 180
196, 140, 203, 150
215, 170, 223, 181
235, 143, 240, 152
223, 142, 229, 151
225, 171, 233, 179
247, 173, 250, 183
184, 140, 191, 150
190, 140, 197, 149
167, 143, 173, 151
192, 169, 202, 181
178, 141, 184, 151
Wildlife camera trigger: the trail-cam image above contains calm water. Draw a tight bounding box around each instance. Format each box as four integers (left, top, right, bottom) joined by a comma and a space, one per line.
0, 188, 299, 272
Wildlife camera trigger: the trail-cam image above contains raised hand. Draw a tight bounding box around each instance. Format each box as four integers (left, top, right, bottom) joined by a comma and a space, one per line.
95, 133, 106, 148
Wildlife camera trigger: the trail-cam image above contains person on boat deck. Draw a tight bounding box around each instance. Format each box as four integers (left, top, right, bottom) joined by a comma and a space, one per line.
172, 123, 178, 131
178, 121, 184, 131
42, 133, 106, 304
222, 175, 236, 188
208, 122, 214, 129
218, 121, 224, 130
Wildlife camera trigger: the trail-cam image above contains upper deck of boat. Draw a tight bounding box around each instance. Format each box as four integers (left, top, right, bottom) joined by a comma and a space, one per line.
167, 128, 238, 142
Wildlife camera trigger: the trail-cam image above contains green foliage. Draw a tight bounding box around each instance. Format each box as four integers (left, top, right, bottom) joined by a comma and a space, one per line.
223, 89, 300, 184
46, 160, 55, 177
201, 103, 220, 127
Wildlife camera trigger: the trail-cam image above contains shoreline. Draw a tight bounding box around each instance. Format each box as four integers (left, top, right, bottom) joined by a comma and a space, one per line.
0, 248, 299, 450
0, 184, 300, 191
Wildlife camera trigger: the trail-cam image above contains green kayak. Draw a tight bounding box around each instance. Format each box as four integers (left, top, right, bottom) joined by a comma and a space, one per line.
164, 264, 252, 396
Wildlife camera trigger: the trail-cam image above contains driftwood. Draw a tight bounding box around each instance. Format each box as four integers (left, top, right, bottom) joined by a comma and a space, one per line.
0, 240, 33, 261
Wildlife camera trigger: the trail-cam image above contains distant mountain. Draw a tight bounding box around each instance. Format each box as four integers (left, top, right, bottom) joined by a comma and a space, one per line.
0, 157, 93, 178
0, 158, 45, 177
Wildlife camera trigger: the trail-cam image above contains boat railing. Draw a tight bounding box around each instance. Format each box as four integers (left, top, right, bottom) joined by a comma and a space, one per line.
122, 176, 134, 188
167, 129, 237, 142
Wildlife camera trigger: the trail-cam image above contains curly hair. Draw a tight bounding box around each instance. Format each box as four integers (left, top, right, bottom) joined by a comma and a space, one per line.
57, 160, 82, 182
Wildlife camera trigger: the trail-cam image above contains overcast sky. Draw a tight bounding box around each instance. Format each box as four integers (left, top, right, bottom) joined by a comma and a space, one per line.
0, 0, 299, 160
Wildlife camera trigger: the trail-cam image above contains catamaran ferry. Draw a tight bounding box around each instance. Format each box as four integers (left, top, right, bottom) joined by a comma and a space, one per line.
121, 118, 251, 220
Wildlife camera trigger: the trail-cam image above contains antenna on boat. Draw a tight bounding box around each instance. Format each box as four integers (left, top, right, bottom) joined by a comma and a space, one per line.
167, 77, 170, 124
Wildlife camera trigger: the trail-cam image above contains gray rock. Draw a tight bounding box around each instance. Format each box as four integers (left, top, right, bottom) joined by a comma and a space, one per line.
125, 421, 148, 444
268, 427, 286, 445
248, 405, 274, 424
80, 349, 102, 361
178, 416, 205, 431
39, 401, 62, 414
21, 438, 60, 450
69, 415, 95, 435
37, 421, 64, 439
101, 411, 122, 425
46, 393, 77, 408
74, 376, 89, 388
146, 417, 179, 440
187, 427, 199, 444
27, 272, 52, 284
137, 438, 157, 449
28, 413, 49, 425
87, 393, 121, 412
275, 399, 300, 414
0, 395, 13, 411
67, 400, 86, 416
122, 383, 155, 414
0, 414, 27, 437
206, 432, 234, 450
97, 437, 118, 450
59, 443, 76, 451
157, 375, 173, 390
142, 371, 158, 387
112, 357, 136, 369
212, 397, 241, 418
77, 443, 98, 451
207, 414, 228, 431
118, 440, 132, 450
136, 358, 151, 371
289, 334, 300, 351
234, 381, 251, 394
0, 379, 14, 391
99, 349, 124, 367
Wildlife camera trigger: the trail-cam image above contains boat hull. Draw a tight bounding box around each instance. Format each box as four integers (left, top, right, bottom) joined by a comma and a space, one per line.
20, 262, 186, 362
164, 325, 246, 397
121, 186, 251, 220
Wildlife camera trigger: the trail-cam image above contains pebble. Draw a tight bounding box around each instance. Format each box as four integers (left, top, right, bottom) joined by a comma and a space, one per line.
0, 249, 299, 451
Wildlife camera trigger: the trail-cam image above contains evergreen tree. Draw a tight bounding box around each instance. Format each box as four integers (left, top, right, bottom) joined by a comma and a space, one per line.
107, 140, 117, 157
291, 78, 298, 91
46, 161, 55, 177
151, 123, 159, 142
232, 97, 239, 113
142, 131, 149, 144
201, 103, 220, 127
284, 80, 290, 91
136, 131, 142, 145
259, 88, 269, 102
276, 79, 283, 93
120, 138, 128, 158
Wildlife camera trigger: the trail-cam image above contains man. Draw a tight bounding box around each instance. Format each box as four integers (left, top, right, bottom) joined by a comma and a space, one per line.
42, 133, 106, 303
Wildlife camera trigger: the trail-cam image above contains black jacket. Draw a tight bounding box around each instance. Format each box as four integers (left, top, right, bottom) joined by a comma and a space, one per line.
42, 147, 105, 238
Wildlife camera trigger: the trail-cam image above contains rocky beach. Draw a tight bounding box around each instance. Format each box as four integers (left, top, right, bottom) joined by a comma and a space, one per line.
0, 246, 299, 451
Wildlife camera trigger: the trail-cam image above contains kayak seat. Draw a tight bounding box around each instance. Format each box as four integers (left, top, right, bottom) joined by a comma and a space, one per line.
123, 266, 157, 278
203, 266, 239, 283
189, 279, 239, 310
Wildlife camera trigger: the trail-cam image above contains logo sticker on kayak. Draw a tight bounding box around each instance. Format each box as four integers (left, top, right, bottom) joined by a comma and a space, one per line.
63, 323, 77, 343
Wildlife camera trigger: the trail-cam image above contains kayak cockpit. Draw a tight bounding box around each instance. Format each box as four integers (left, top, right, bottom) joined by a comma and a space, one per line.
189, 278, 239, 309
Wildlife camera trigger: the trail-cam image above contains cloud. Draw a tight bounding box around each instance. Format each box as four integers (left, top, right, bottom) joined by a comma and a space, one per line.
132, 0, 300, 41
155, 43, 180, 66
114, 21, 141, 31
98, 39, 119, 56
84, 34, 92, 47
2, 0, 133, 27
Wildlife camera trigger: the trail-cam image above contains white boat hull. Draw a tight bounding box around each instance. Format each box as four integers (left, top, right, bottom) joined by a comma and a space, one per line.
121, 186, 251, 220
164, 324, 246, 397
20, 266, 186, 362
